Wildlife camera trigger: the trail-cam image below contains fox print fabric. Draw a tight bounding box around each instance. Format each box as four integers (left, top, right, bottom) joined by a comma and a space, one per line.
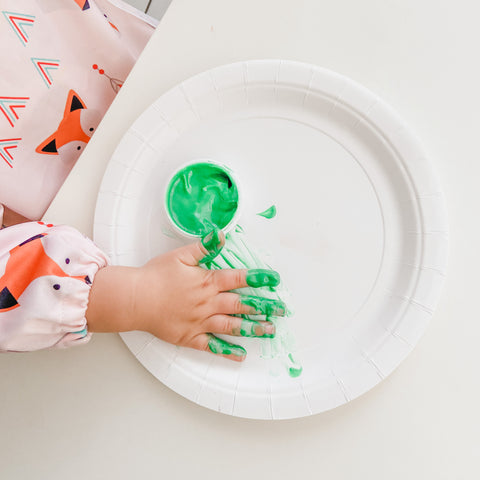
0, 221, 108, 351
0, 0, 156, 220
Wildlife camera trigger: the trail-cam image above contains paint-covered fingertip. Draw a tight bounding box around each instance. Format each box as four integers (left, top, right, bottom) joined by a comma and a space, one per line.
246, 269, 281, 288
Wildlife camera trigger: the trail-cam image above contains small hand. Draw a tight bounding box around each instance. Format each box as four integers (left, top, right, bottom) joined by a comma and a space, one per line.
87, 229, 284, 362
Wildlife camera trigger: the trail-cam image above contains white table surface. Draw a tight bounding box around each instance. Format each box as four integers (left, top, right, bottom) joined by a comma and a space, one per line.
2, 0, 478, 478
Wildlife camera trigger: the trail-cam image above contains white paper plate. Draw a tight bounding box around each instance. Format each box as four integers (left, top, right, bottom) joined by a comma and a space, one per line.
94, 60, 448, 419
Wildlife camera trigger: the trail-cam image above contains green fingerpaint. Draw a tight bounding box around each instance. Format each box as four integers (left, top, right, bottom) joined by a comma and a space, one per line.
219, 252, 236, 269
288, 353, 303, 378
199, 228, 222, 264
208, 335, 246, 357
166, 162, 239, 236
227, 250, 249, 268
240, 295, 286, 317
210, 260, 222, 269
257, 205, 277, 219
289, 366, 303, 377
203, 223, 303, 378
246, 269, 280, 288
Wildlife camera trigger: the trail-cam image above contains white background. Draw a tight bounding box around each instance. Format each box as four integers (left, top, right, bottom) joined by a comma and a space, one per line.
2, 0, 479, 478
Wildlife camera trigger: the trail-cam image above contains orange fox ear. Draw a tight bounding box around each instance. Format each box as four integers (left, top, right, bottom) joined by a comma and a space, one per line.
36, 132, 58, 155
64, 89, 86, 116
74, 0, 90, 10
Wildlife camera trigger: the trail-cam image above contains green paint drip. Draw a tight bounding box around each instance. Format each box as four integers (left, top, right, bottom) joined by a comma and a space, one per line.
240, 295, 286, 317
287, 353, 303, 378
257, 205, 277, 219
166, 162, 239, 236
246, 269, 280, 288
208, 335, 246, 357
227, 250, 249, 268
199, 228, 223, 264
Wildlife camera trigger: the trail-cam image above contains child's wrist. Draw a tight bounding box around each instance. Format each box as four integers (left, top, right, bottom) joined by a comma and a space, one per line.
86, 265, 140, 333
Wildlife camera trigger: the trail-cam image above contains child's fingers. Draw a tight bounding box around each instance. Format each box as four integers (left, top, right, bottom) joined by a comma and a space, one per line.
175, 228, 225, 266
207, 314, 275, 338
190, 333, 247, 362
214, 268, 281, 292
214, 292, 287, 317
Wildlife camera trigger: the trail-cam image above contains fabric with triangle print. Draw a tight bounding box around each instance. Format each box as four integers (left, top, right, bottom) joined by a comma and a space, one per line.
0, 0, 157, 220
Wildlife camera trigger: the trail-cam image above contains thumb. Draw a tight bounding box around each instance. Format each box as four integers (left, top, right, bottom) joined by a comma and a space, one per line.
177, 228, 225, 266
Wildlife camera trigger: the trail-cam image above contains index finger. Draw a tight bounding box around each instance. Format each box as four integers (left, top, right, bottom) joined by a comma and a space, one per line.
214, 268, 281, 292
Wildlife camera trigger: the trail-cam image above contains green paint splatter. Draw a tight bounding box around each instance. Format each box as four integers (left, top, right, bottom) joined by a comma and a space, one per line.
287, 353, 303, 378
199, 228, 223, 264
257, 205, 277, 219
208, 335, 246, 358
246, 269, 280, 288
166, 162, 239, 236
240, 295, 286, 317
235, 224, 244, 233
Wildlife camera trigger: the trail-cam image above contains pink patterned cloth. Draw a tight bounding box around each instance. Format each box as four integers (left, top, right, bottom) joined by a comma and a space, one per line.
0, 0, 156, 219
0, 0, 156, 351
0, 221, 109, 351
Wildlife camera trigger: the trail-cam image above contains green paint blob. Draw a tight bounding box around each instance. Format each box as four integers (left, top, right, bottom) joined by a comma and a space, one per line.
287, 353, 303, 378
208, 335, 246, 357
166, 162, 239, 236
199, 228, 223, 264
246, 269, 280, 288
240, 295, 286, 317
289, 366, 303, 378
257, 205, 277, 219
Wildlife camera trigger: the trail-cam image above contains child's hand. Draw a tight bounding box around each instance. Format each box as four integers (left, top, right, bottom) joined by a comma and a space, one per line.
86, 231, 283, 362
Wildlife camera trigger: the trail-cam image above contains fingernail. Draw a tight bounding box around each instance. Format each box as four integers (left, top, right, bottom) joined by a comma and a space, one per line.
199, 228, 223, 264
260, 322, 276, 338
246, 269, 281, 288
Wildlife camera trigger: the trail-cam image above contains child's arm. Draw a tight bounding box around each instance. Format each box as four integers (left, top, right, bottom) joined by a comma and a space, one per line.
0, 222, 281, 360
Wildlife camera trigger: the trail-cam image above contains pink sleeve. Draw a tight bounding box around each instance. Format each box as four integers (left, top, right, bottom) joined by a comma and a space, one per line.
0, 221, 109, 352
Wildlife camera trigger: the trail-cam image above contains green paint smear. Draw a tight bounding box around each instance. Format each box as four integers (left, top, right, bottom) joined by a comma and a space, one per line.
257, 205, 277, 219
220, 252, 236, 269
227, 249, 249, 268
166, 162, 239, 236
235, 224, 244, 233
246, 269, 280, 288
240, 295, 286, 317
287, 353, 303, 378
199, 228, 223, 264
208, 335, 246, 357
203, 222, 303, 378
